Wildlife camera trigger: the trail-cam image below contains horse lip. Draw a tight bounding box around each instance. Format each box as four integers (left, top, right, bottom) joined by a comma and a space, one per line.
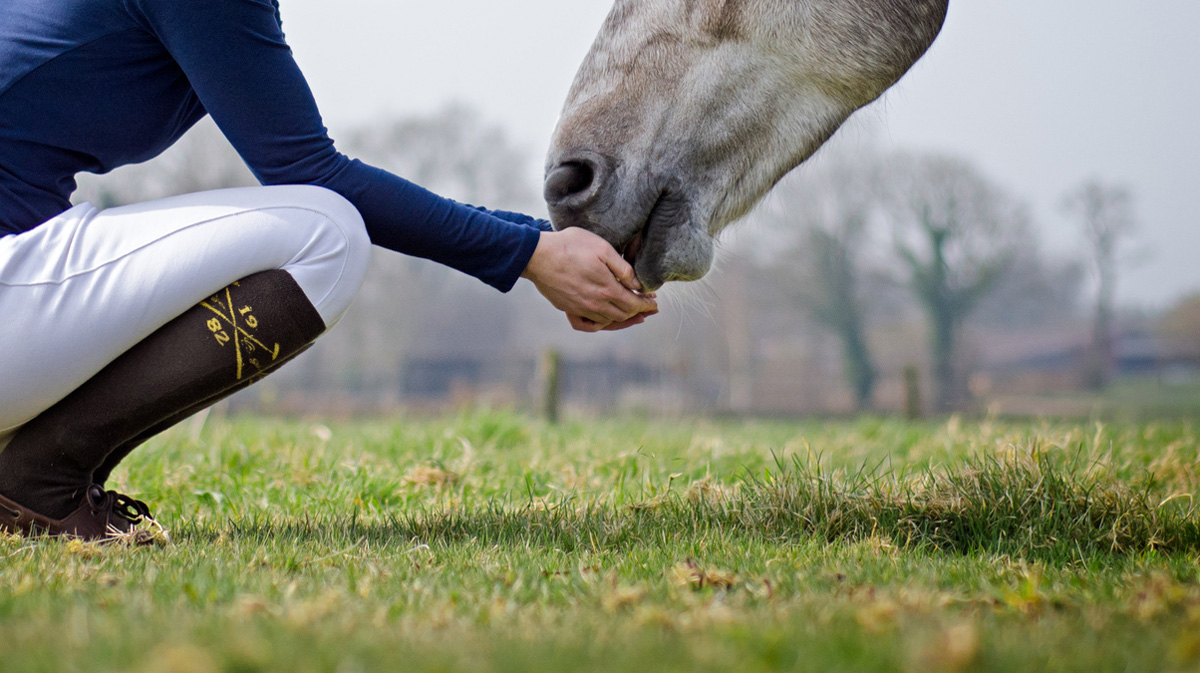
621, 189, 668, 273
625, 187, 691, 290
621, 230, 645, 267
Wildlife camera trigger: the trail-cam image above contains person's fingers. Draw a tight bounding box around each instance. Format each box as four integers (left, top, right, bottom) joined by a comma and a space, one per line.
603, 291, 658, 320
591, 255, 657, 316
580, 281, 656, 322
568, 314, 607, 333
600, 314, 648, 331
598, 245, 642, 292
575, 296, 631, 324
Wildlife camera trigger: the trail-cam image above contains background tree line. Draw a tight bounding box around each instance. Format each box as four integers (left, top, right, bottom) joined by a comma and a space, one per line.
74, 106, 1181, 416
752, 135, 1139, 414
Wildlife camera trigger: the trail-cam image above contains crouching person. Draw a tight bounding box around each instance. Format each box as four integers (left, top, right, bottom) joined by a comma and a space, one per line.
0, 0, 658, 542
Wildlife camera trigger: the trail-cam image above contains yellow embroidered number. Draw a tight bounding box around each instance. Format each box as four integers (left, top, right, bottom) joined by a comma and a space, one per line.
238, 305, 258, 329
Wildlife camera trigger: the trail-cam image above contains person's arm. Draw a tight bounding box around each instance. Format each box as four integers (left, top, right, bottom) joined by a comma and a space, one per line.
128, 0, 653, 327
457, 202, 553, 232
127, 0, 541, 291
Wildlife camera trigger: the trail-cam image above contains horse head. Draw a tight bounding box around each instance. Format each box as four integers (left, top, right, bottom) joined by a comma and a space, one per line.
545, 0, 949, 290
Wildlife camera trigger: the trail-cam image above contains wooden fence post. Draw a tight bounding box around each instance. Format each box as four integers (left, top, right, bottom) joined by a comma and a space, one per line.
541, 348, 562, 424
904, 365, 923, 421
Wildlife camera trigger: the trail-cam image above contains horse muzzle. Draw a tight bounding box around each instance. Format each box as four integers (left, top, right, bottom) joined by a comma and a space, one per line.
544, 155, 711, 291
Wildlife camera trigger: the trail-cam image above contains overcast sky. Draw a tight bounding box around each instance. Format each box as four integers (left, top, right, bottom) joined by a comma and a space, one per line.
279, 0, 1199, 309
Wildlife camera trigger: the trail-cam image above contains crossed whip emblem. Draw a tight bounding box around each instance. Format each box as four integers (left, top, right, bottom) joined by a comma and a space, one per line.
200, 285, 282, 380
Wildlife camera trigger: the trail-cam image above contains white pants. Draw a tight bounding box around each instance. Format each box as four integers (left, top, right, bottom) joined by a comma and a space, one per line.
0, 185, 371, 439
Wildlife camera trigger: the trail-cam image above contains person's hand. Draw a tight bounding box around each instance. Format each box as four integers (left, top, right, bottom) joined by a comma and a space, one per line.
522, 227, 658, 333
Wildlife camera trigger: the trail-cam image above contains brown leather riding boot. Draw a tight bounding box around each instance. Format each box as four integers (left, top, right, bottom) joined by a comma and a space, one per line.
0, 484, 157, 543
0, 269, 326, 538
89, 340, 315, 487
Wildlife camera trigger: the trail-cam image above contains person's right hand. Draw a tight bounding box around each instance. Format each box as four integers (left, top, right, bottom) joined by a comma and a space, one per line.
521, 227, 658, 333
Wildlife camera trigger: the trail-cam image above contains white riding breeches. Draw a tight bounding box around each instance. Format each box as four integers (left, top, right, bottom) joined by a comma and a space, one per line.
0, 185, 371, 438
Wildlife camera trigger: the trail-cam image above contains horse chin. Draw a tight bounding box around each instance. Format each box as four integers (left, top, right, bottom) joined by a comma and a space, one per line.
624, 191, 713, 291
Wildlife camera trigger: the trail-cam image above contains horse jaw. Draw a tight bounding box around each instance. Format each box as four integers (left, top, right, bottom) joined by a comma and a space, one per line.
545, 0, 949, 290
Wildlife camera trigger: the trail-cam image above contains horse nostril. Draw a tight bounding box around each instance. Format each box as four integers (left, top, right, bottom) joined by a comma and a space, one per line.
544, 161, 597, 206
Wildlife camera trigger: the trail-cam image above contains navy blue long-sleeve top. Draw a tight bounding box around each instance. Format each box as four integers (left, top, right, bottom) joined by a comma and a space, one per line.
0, 0, 550, 291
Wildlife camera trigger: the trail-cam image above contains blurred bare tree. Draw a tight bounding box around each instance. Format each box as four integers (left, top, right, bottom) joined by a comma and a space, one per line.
761, 153, 882, 411
880, 153, 1031, 412
1061, 179, 1139, 389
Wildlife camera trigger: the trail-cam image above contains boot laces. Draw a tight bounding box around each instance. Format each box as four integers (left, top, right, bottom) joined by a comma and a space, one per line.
86, 484, 154, 524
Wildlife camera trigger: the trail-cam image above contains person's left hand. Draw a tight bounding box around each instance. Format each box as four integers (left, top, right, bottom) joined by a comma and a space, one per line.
568, 309, 657, 332
521, 228, 659, 333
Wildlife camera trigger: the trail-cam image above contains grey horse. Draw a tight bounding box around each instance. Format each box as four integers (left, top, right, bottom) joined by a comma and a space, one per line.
545, 0, 950, 290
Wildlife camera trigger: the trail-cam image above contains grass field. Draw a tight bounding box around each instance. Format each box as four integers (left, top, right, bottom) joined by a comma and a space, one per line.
2, 411, 1200, 673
